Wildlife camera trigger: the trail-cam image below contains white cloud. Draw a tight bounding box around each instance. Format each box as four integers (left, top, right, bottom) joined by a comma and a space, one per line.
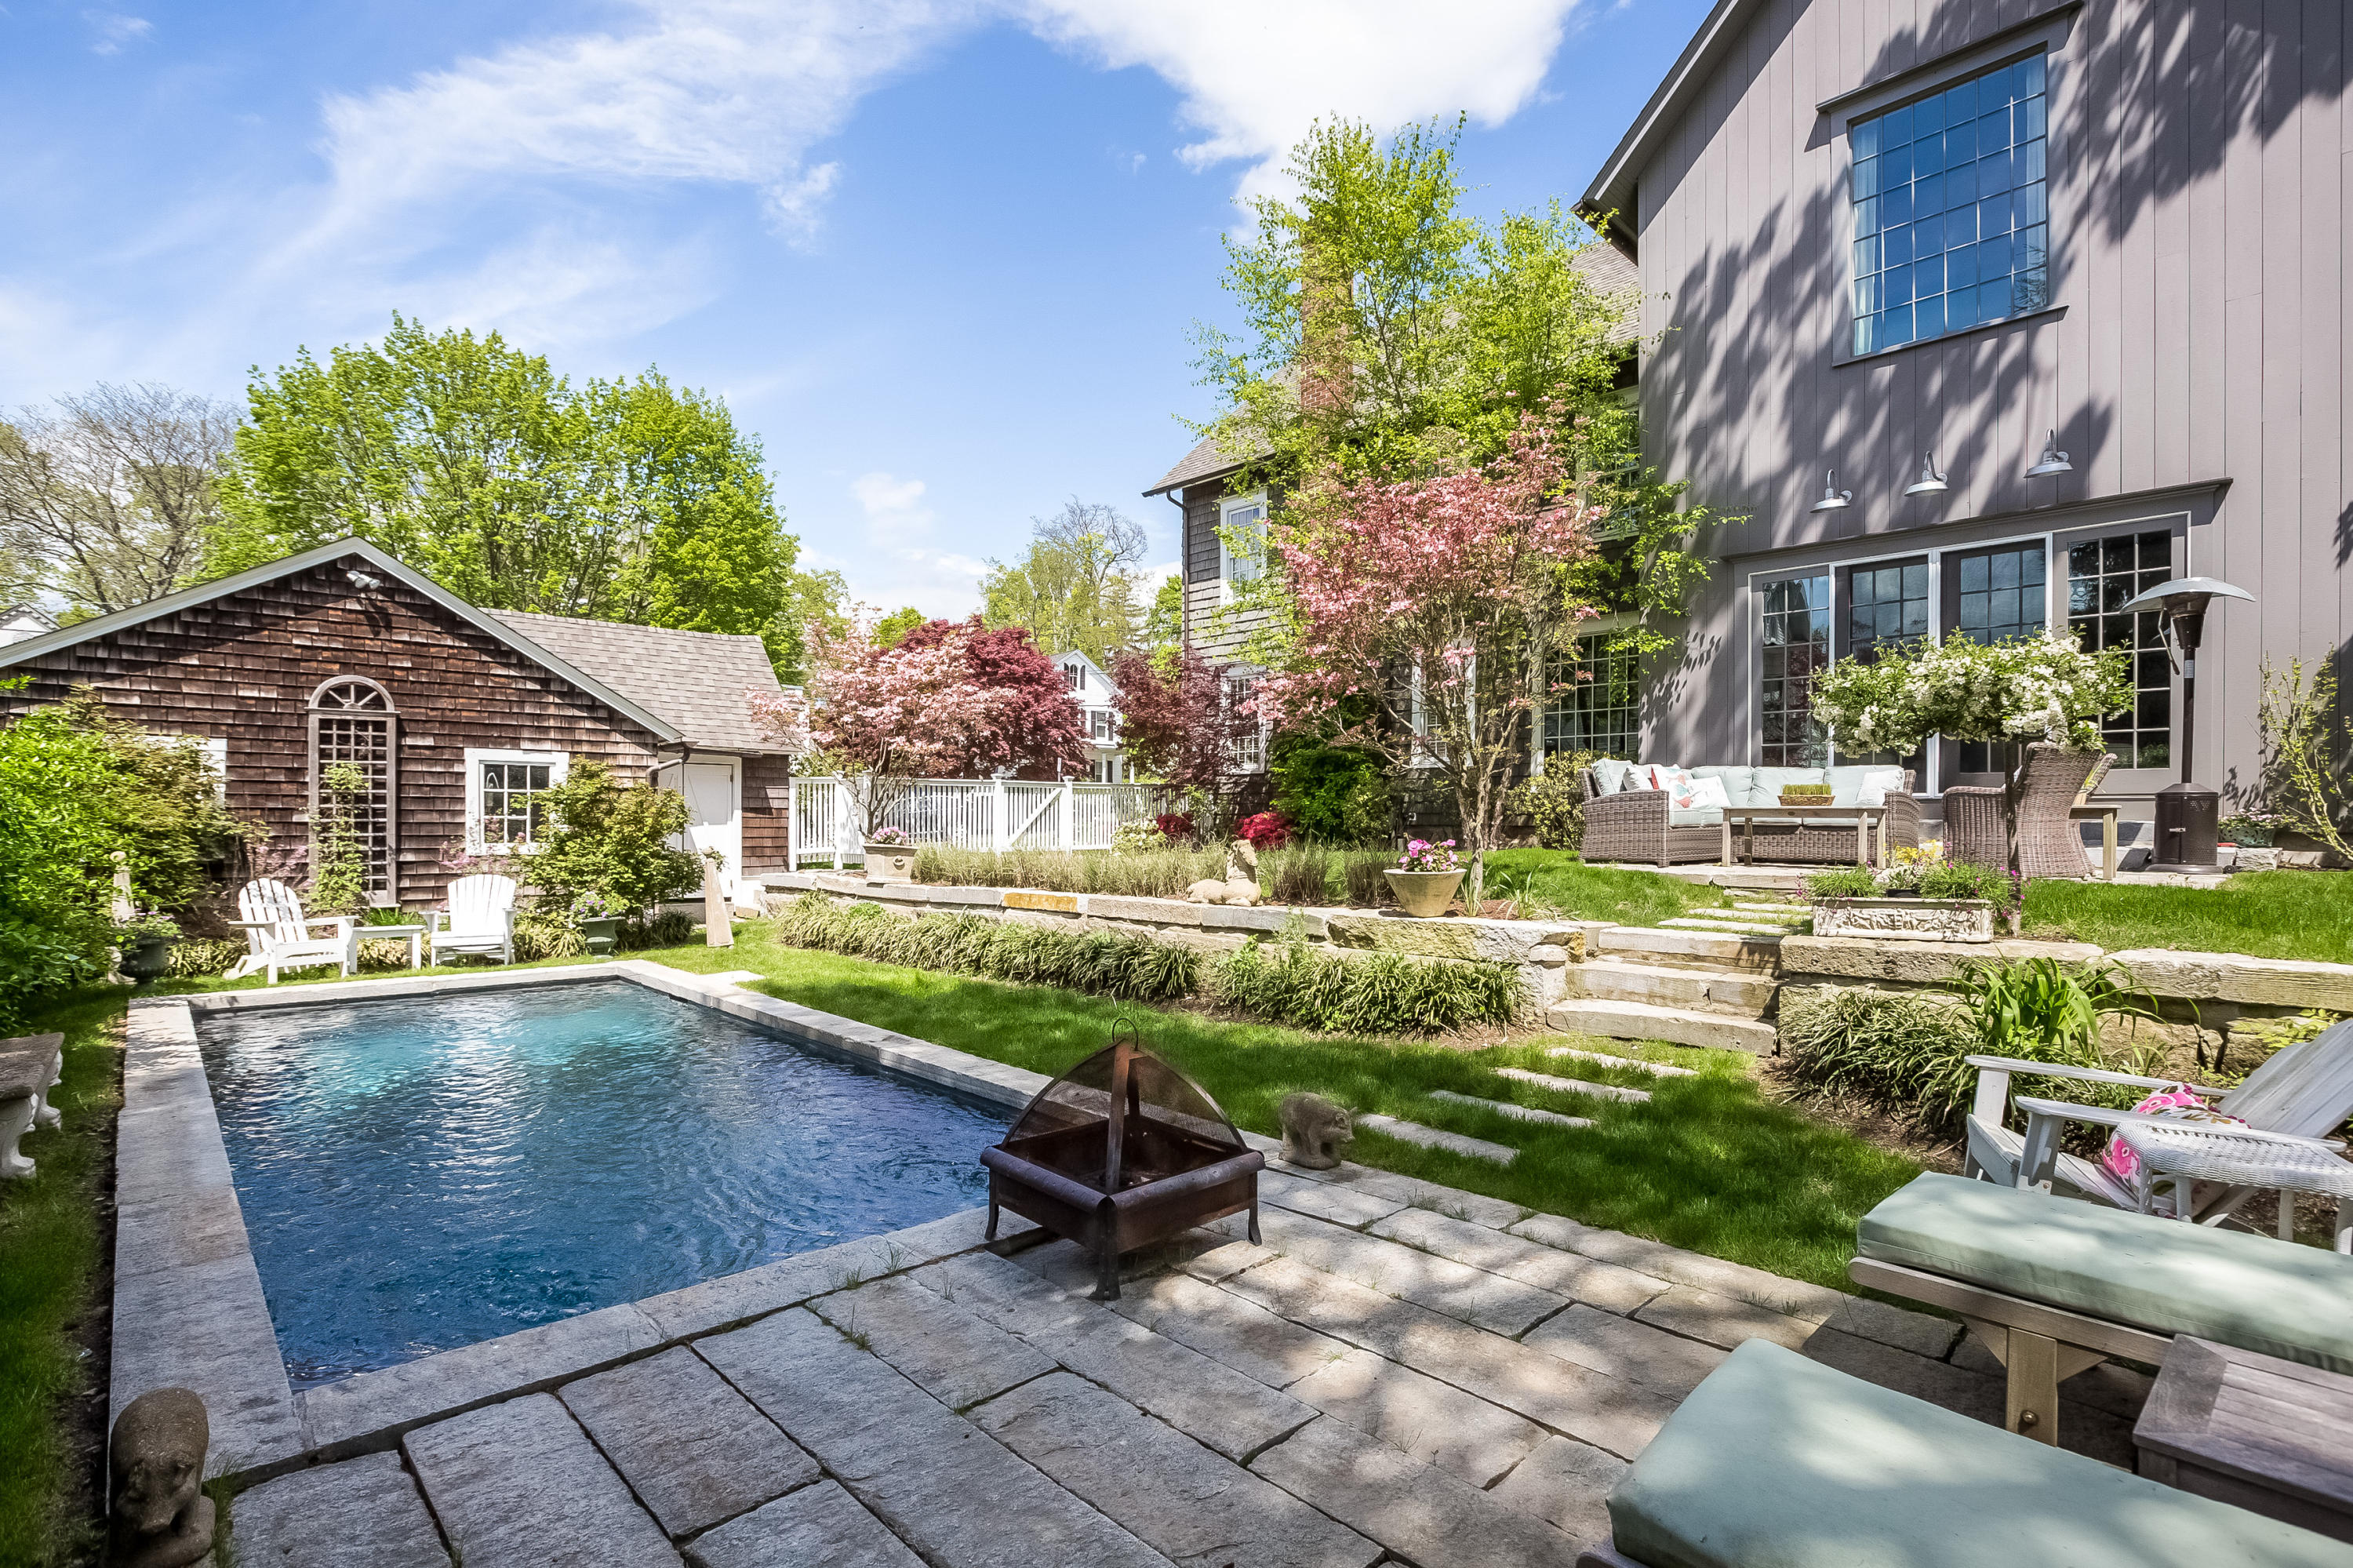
83, 11, 151, 55
1022, 0, 1587, 201
836, 471, 988, 615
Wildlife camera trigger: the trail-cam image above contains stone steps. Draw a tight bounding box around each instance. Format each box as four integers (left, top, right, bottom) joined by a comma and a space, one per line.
1568, 958, 1778, 1018
1544, 1046, 1699, 1079
1594, 926, 1784, 972
1660, 916, 1801, 937
1427, 1090, 1593, 1130
1355, 1113, 1517, 1163
1493, 1067, 1652, 1104
1546, 998, 1779, 1055
1729, 902, 1810, 916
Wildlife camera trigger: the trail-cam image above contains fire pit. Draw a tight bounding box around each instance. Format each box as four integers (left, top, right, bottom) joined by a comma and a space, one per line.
982, 1030, 1263, 1300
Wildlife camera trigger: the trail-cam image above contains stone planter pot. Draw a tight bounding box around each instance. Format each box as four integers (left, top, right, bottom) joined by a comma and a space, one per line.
579, 916, 620, 957
120, 934, 174, 982
1384, 868, 1464, 918
864, 841, 917, 884
1814, 897, 1995, 944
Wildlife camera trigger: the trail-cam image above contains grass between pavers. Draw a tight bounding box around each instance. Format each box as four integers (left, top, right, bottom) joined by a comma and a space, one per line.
2022, 870, 2353, 964
654, 926, 1922, 1293
0, 989, 126, 1568
1479, 850, 1737, 926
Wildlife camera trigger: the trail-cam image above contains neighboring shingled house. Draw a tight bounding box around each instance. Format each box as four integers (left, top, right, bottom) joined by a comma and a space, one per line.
0, 539, 799, 909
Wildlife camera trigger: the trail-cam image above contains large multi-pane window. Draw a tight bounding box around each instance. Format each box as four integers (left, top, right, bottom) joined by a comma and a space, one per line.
1851, 53, 2049, 355
2069, 530, 2173, 769
1948, 543, 2050, 773
1543, 634, 1640, 761
1759, 572, 1831, 766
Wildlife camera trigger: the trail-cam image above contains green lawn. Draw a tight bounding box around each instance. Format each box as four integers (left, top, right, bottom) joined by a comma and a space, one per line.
2024, 870, 2353, 964
1480, 850, 1733, 926
1, 990, 124, 1568
655, 926, 1920, 1291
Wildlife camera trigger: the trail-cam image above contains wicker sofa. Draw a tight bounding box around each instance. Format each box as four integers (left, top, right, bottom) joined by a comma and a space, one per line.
1580, 760, 1923, 868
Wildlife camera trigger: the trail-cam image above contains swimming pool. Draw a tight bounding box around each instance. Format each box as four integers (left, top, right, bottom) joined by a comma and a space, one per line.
197, 979, 1007, 1388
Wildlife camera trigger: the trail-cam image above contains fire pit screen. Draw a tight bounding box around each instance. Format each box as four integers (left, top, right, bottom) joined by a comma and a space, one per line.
982, 1029, 1262, 1300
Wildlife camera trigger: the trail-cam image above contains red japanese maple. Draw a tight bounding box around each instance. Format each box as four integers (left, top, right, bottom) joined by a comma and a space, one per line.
895, 617, 1091, 780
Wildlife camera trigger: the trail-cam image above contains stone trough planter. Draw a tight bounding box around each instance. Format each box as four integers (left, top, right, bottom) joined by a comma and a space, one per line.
1813, 897, 1995, 944
864, 841, 918, 884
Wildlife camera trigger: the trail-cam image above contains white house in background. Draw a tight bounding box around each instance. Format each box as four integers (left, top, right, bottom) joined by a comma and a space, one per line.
1054, 649, 1127, 782
0, 605, 56, 646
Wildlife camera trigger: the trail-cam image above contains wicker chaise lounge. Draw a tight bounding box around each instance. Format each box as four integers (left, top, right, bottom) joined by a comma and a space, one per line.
1580, 760, 1922, 867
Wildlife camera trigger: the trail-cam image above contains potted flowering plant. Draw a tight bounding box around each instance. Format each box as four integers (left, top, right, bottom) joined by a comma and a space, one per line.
864, 824, 917, 885
115, 912, 180, 983
1385, 839, 1464, 918
571, 890, 626, 956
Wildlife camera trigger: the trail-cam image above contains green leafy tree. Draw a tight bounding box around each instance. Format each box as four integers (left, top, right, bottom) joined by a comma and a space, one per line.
1142, 573, 1184, 657
526, 759, 704, 915
871, 605, 926, 649
980, 499, 1147, 665
209, 315, 818, 675
1197, 118, 1727, 667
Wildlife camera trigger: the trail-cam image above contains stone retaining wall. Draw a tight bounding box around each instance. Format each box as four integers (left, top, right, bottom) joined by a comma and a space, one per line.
758, 871, 1602, 1010
1779, 933, 2353, 1071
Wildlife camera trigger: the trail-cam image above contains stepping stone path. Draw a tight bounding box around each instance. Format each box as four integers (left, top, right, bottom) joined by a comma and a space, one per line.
1544, 1046, 1698, 1079
1354, 1112, 1517, 1163
1427, 1089, 1593, 1129
1658, 917, 1795, 936
1494, 1066, 1653, 1105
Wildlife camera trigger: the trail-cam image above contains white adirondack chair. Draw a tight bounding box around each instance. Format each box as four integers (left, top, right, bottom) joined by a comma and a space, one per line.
431, 874, 518, 965
235, 879, 360, 985
1965, 1020, 2353, 1224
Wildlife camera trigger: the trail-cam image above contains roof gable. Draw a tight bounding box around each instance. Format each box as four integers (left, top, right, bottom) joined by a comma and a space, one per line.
0, 538, 682, 744
491, 611, 795, 755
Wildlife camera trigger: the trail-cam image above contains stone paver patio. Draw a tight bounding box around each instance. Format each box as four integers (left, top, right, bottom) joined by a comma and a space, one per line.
227, 1155, 2151, 1568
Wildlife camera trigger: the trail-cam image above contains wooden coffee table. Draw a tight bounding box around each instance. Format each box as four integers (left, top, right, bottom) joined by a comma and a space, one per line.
1722, 803, 1891, 868
2134, 1336, 2353, 1543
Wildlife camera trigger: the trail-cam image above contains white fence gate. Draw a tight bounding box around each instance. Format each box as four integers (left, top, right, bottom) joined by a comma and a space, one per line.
789, 777, 1162, 868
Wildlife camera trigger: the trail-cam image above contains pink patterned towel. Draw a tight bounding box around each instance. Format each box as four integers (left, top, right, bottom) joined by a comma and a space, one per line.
2097, 1086, 2249, 1188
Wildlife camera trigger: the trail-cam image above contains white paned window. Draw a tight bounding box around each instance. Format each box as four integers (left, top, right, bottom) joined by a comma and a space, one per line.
464, 748, 569, 850
1219, 493, 1267, 598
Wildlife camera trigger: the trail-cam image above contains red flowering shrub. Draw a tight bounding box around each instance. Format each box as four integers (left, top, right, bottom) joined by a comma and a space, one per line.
1154, 811, 1195, 843
1236, 811, 1291, 849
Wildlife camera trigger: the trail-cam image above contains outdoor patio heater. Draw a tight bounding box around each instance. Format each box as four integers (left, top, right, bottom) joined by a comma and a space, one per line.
2117, 576, 2255, 874
982, 1028, 1262, 1301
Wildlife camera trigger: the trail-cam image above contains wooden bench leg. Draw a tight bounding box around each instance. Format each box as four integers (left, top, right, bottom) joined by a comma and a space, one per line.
2005, 1329, 2062, 1445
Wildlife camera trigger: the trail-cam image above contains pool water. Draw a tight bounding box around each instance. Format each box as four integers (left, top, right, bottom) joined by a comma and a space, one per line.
198, 980, 1008, 1388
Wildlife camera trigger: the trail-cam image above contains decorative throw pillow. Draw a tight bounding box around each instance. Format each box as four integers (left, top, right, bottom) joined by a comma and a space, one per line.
1680, 775, 1731, 813
2097, 1086, 2249, 1193
1645, 764, 1692, 797
1588, 759, 1638, 797
1857, 768, 1907, 807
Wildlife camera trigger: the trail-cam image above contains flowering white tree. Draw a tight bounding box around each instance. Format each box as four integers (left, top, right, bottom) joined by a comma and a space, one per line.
748, 617, 998, 839
1809, 629, 2133, 759
1249, 414, 1604, 904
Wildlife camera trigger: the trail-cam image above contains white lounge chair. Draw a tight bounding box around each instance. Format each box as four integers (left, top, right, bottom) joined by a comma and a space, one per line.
1965, 1020, 2353, 1224
234, 878, 359, 985
431, 874, 517, 966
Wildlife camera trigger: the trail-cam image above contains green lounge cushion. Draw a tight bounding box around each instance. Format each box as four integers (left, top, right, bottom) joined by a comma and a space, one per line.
1858, 1173, 2353, 1374
1609, 1340, 2353, 1568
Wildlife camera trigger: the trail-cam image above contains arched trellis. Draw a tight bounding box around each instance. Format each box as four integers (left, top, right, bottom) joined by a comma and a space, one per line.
308, 675, 398, 901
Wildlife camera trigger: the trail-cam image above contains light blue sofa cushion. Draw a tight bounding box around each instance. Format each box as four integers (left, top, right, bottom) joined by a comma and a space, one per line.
1826, 765, 1909, 806
1689, 765, 1762, 809
1751, 766, 1827, 801
1857, 1173, 2353, 1374
1589, 759, 1638, 796
1609, 1340, 2353, 1568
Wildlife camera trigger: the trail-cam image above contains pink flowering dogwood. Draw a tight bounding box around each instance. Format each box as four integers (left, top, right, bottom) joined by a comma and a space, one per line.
1253, 415, 1603, 901
749, 617, 999, 838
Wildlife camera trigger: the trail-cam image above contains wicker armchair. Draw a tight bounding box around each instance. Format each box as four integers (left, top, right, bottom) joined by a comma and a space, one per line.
1941, 745, 2111, 879
1580, 776, 1725, 866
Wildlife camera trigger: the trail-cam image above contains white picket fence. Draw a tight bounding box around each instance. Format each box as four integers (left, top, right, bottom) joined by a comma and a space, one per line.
791, 776, 1164, 867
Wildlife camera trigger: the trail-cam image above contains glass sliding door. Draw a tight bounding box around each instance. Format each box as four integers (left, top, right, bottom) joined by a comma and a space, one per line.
1758, 571, 1831, 766
2068, 529, 2175, 771
1945, 541, 2049, 777
1839, 558, 1930, 772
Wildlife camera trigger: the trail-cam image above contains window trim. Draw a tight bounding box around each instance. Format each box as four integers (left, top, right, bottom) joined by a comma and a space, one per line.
1217, 492, 1268, 602
464, 747, 570, 853
1826, 6, 2079, 366
1741, 509, 2190, 792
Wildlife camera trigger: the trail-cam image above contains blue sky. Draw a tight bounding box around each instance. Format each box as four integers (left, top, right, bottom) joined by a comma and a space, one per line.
2, 0, 1713, 615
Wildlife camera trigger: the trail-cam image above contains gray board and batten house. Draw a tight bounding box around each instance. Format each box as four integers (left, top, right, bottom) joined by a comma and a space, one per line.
1580, 0, 2351, 832
0, 538, 800, 911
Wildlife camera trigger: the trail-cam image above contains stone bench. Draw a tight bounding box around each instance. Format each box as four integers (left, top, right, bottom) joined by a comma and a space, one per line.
0, 1031, 64, 1180
1579, 1339, 2353, 1568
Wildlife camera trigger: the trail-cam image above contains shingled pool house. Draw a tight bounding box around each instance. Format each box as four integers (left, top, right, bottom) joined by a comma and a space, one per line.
0, 538, 800, 911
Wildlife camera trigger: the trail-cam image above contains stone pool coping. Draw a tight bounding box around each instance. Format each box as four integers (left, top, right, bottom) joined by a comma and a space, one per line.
117, 959, 1095, 1482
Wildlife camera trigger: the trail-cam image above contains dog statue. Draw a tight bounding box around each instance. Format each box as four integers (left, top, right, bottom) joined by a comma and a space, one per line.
1279, 1092, 1354, 1170
110, 1388, 215, 1568
1187, 839, 1264, 907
